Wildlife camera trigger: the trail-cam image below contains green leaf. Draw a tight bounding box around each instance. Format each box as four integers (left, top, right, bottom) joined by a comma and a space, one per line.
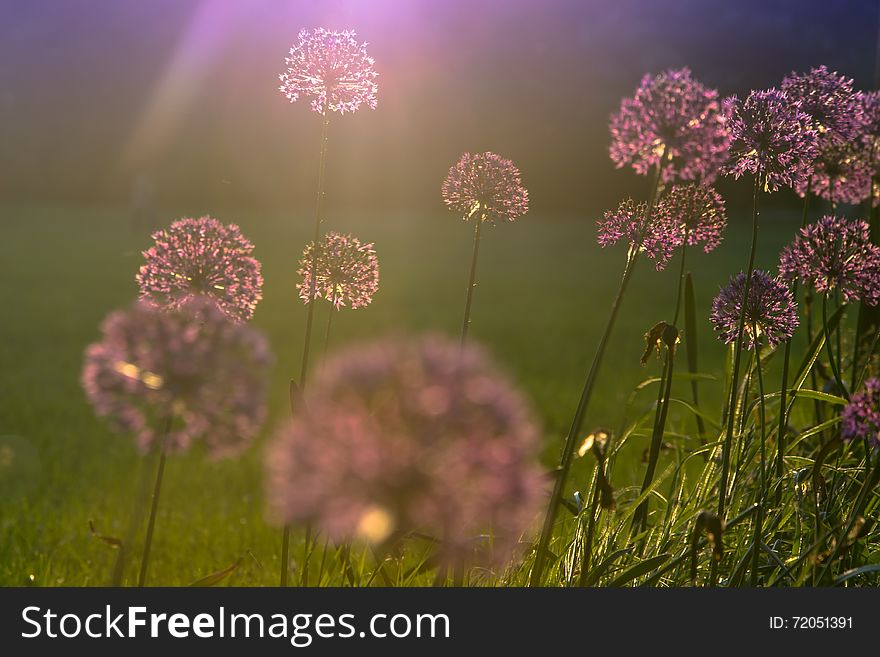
608, 554, 671, 587
791, 304, 846, 393
189, 558, 241, 587
833, 563, 880, 586
580, 548, 632, 587
88, 520, 122, 549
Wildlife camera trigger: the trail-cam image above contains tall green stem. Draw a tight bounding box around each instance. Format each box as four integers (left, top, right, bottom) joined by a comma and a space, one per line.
718, 171, 762, 520
822, 295, 849, 400
282, 104, 331, 588
750, 328, 767, 586
672, 232, 689, 326
137, 415, 172, 587
460, 217, 484, 345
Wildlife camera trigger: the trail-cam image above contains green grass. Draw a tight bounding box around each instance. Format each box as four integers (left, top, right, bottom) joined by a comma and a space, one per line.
0, 203, 816, 586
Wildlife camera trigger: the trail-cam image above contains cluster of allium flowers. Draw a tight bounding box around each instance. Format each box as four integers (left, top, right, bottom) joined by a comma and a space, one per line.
724, 89, 818, 192
297, 232, 379, 310
841, 378, 880, 447
609, 68, 730, 184
596, 198, 681, 270
82, 298, 271, 457
266, 335, 545, 567
710, 270, 799, 349
780, 66, 859, 144
778, 215, 880, 305
137, 216, 263, 323
795, 141, 872, 205
278, 28, 378, 115
441, 152, 529, 224
654, 183, 727, 252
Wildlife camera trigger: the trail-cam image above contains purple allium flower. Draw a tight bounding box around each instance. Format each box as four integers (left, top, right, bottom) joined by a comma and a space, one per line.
841, 378, 880, 447
597, 198, 681, 270
278, 28, 378, 115
655, 183, 727, 253
710, 270, 799, 349
609, 68, 731, 184
266, 335, 545, 567
297, 232, 379, 310
82, 298, 271, 457
856, 90, 880, 202
137, 216, 263, 323
442, 152, 529, 224
724, 89, 818, 192
780, 66, 859, 144
795, 141, 872, 206
778, 215, 880, 305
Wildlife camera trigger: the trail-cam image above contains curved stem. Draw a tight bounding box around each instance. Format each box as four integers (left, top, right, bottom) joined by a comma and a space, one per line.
460, 217, 484, 345
137, 415, 172, 587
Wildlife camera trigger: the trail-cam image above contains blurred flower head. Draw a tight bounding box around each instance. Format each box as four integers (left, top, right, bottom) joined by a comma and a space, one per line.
780, 65, 859, 145
137, 216, 263, 323
856, 90, 880, 203
82, 298, 272, 457
266, 335, 545, 567
441, 152, 529, 224
841, 378, 880, 447
795, 141, 872, 206
724, 89, 818, 192
278, 28, 378, 115
710, 270, 799, 349
297, 232, 379, 310
655, 183, 727, 253
778, 215, 880, 305
597, 198, 681, 270
609, 68, 730, 184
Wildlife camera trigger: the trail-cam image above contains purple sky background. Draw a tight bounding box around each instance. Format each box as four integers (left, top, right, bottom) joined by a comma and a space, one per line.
1, 0, 877, 214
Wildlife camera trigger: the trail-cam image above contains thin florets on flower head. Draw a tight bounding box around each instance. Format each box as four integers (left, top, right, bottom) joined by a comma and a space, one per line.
609, 68, 730, 184
778, 215, 880, 305
441, 152, 529, 224
137, 216, 263, 323
795, 141, 872, 206
266, 335, 545, 567
710, 270, 799, 349
855, 90, 880, 204
841, 378, 880, 447
82, 298, 271, 457
596, 198, 681, 270
278, 28, 378, 115
297, 232, 379, 310
780, 65, 860, 145
655, 183, 727, 253
723, 89, 818, 192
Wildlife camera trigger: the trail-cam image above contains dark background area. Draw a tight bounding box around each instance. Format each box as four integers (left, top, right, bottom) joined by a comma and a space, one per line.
1, 0, 878, 216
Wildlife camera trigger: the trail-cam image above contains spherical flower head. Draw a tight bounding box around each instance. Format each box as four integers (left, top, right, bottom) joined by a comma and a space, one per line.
723, 89, 818, 192
597, 198, 681, 270
841, 378, 880, 447
856, 90, 880, 203
297, 232, 379, 310
278, 28, 378, 115
609, 68, 731, 184
655, 183, 727, 253
137, 216, 263, 323
778, 215, 880, 305
82, 298, 272, 457
795, 141, 871, 206
710, 270, 799, 349
780, 66, 860, 145
266, 335, 545, 567
441, 152, 529, 224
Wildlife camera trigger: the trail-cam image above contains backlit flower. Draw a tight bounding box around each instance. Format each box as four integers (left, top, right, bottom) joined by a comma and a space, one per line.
609, 68, 730, 183
441, 152, 529, 224
297, 232, 379, 310
841, 378, 880, 447
710, 270, 799, 349
724, 89, 818, 192
778, 215, 880, 305
266, 335, 545, 567
137, 216, 263, 323
795, 141, 872, 206
82, 298, 271, 457
597, 199, 681, 270
278, 28, 378, 115
780, 65, 859, 145
655, 183, 727, 252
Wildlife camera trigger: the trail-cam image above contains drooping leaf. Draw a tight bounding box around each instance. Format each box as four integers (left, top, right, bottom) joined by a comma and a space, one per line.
189, 558, 241, 587
608, 554, 671, 587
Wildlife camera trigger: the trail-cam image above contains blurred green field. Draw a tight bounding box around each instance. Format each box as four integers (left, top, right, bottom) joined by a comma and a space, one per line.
0, 202, 806, 586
